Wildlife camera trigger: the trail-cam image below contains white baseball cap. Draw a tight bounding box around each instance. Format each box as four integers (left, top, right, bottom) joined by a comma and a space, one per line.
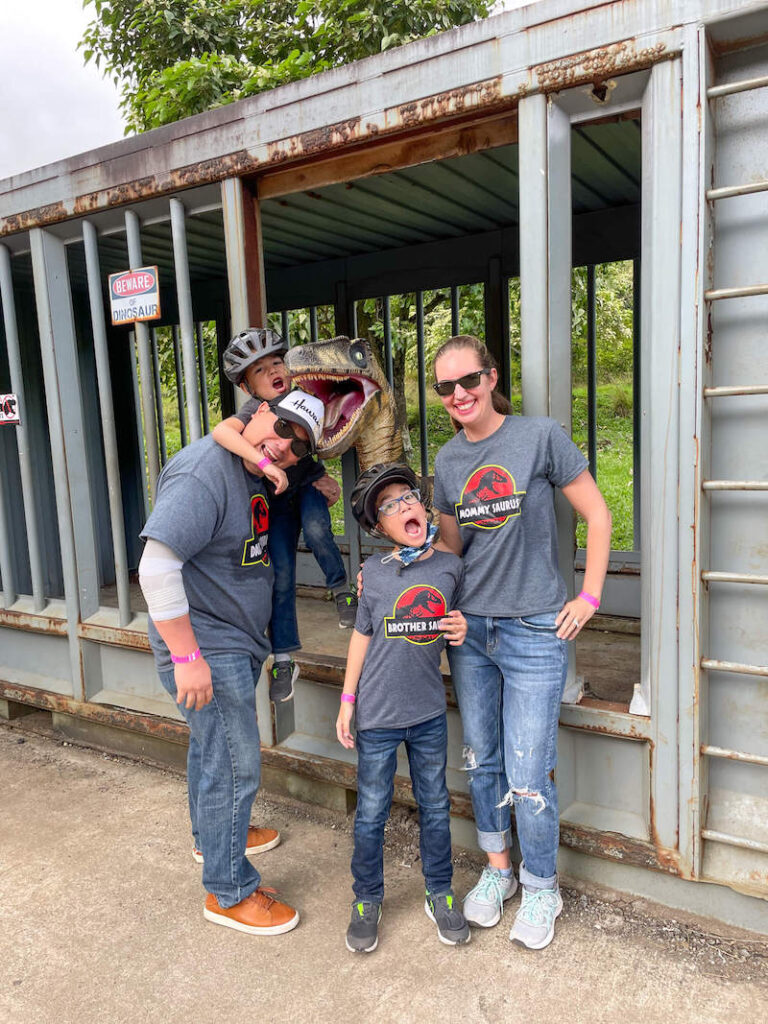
271, 389, 324, 453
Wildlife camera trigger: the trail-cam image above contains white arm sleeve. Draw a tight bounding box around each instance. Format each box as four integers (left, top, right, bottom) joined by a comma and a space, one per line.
138, 538, 189, 621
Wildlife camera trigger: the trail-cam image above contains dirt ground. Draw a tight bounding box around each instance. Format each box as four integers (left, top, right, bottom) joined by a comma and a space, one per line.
0, 721, 765, 1024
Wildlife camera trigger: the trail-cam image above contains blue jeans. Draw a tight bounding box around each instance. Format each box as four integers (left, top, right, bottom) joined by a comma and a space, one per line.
352, 713, 453, 903
159, 653, 263, 908
447, 613, 568, 886
269, 482, 347, 653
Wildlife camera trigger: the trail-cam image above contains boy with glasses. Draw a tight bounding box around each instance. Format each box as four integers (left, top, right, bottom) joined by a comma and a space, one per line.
214, 328, 358, 704
336, 462, 470, 953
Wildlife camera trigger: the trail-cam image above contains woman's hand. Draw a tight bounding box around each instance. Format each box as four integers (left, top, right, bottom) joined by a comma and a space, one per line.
336, 702, 355, 749
555, 595, 597, 640
439, 609, 467, 646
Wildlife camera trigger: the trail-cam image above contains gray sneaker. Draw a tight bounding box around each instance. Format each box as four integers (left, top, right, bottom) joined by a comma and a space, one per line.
424, 891, 471, 946
269, 660, 299, 703
463, 866, 518, 927
509, 884, 563, 950
335, 591, 358, 629
346, 900, 381, 953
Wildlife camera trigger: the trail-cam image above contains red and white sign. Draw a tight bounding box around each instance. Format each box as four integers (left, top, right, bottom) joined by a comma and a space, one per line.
0, 394, 20, 425
108, 266, 161, 325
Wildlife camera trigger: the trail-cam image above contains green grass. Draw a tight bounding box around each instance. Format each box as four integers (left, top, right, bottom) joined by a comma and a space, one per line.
160, 382, 635, 551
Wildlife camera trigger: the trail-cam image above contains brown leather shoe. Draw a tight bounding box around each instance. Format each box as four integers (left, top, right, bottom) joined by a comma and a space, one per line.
192, 825, 281, 863
204, 889, 300, 935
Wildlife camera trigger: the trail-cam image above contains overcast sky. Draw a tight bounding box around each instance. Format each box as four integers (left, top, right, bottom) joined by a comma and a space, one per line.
0, 0, 126, 180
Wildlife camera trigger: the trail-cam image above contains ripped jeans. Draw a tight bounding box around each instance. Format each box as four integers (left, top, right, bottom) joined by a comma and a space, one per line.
447, 612, 567, 886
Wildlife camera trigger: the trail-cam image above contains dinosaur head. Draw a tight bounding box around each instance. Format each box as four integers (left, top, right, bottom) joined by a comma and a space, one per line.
284, 336, 393, 459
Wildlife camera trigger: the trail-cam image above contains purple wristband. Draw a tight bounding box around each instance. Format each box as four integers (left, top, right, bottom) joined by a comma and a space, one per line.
579, 590, 600, 610
170, 648, 201, 665
340, 693, 356, 704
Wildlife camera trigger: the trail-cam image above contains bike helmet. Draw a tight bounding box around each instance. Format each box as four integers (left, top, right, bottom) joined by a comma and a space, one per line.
350, 462, 420, 536
223, 328, 288, 387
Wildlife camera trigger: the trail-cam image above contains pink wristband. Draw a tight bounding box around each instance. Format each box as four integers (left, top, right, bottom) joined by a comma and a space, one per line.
340, 693, 356, 704
579, 590, 600, 610
257, 456, 272, 470
171, 648, 201, 665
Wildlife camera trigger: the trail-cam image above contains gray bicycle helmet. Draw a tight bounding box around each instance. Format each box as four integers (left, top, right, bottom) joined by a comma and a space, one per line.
350, 462, 420, 536
223, 328, 288, 387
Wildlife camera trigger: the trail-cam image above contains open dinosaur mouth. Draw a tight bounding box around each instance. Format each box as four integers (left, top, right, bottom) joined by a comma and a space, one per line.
290, 373, 381, 447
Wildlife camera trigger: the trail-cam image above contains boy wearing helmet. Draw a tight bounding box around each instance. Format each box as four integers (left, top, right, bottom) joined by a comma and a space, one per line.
336, 463, 470, 953
215, 329, 357, 704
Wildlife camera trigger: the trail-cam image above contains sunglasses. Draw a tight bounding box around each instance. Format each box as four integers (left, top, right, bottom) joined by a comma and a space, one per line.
274, 418, 312, 458
432, 368, 491, 396
377, 488, 421, 518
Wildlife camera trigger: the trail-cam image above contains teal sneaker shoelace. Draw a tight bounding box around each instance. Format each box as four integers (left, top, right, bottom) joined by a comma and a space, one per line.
471, 868, 507, 910
517, 887, 559, 926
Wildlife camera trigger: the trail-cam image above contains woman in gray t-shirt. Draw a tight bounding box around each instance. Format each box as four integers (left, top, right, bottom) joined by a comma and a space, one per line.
431, 334, 612, 951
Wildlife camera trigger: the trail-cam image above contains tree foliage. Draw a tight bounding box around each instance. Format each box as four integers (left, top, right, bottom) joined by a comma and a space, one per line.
81, 0, 494, 132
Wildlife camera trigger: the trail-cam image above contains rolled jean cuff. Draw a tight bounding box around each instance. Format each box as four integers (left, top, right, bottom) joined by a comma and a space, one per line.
271, 643, 301, 656
519, 863, 557, 891
476, 826, 513, 854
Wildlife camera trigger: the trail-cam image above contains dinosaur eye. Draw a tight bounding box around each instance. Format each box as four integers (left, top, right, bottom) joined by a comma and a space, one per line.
349, 342, 368, 368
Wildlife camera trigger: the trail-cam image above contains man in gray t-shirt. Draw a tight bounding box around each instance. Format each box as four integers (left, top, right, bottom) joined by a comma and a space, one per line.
138, 391, 323, 938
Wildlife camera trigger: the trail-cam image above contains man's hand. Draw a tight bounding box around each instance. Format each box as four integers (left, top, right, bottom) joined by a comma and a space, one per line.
313, 473, 341, 506
175, 656, 213, 710
336, 702, 355, 749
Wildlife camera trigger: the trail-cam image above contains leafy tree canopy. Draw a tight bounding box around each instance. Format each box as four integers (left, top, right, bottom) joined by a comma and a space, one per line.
81, 1, 494, 133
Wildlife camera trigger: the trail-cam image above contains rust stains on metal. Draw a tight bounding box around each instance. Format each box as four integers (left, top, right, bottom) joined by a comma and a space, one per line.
0, 608, 68, 636
398, 78, 504, 128
77, 621, 151, 651
561, 821, 681, 876
266, 117, 363, 165
534, 39, 669, 94
1, 201, 68, 236
0, 679, 189, 746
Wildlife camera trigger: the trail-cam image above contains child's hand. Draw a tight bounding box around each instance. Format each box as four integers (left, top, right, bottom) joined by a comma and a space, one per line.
439, 609, 467, 646
336, 702, 355, 749
356, 566, 364, 598
262, 461, 289, 495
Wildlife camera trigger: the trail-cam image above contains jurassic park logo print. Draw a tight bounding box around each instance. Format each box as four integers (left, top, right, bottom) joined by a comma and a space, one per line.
384, 585, 447, 645
454, 464, 525, 529
242, 494, 270, 567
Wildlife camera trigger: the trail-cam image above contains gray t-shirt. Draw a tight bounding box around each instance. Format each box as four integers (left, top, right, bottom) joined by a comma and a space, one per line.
140, 435, 274, 672
433, 416, 587, 617
353, 548, 464, 731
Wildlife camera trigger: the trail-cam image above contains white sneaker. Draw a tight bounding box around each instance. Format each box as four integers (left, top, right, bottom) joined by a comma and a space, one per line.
463, 866, 518, 927
509, 884, 563, 949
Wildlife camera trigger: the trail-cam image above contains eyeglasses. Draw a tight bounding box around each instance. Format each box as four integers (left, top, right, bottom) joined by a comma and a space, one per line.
432, 368, 491, 396
274, 418, 311, 458
377, 488, 421, 518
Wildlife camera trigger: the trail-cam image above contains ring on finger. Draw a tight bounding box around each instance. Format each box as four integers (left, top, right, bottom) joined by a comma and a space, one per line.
573, 617, 580, 628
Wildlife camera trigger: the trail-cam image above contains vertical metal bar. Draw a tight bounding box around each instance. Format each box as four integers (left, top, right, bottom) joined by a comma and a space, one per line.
172, 325, 188, 448
632, 258, 641, 546
485, 257, 511, 397
383, 295, 393, 387
196, 322, 210, 434
170, 198, 202, 442
221, 178, 267, 332
309, 305, 318, 344
151, 328, 167, 464
587, 264, 598, 481
637, 59, 683, 850
0, 244, 45, 609
451, 286, 460, 336
281, 310, 290, 346
0, 435, 16, 606
415, 291, 428, 477
82, 220, 132, 626
130, 331, 150, 520
125, 210, 161, 498
29, 228, 87, 694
